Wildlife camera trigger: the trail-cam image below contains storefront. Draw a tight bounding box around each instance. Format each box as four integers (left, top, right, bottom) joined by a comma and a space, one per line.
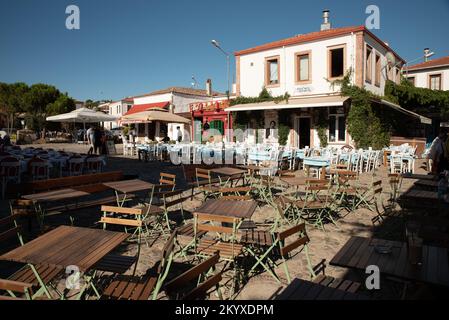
190, 100, 232, 142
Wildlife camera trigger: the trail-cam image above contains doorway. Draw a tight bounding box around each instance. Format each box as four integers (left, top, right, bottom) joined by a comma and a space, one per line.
297, 117, 311, 148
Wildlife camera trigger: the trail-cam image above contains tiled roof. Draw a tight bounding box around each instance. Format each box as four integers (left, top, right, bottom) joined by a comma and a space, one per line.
133, 87, 224, 99
234, 25, 404, 62
407, 55, 449, 71
124, 101, 169, 116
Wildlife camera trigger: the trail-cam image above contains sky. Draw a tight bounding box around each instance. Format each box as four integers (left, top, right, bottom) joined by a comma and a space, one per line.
1, 0, 448, 101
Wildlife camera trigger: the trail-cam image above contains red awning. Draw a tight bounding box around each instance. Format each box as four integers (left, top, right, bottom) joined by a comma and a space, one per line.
124, 101, 169, 116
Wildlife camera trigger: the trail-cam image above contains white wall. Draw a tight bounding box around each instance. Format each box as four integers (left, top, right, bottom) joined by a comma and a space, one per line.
133, 93, 173, 106
238, 34, 355, 98
363, 34, 401, 96
407, 66, 449, 91
238, 33, 402, 98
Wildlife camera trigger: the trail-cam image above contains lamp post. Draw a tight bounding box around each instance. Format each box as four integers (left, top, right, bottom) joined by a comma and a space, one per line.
211, 40, 230, 99
211, 40, 231, 142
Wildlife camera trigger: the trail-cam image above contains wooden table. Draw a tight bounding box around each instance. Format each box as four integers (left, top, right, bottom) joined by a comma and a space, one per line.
22, 188, 90, 202
210, 167, 247, 186
414, 179, 439, 189
330, 236, 449, 288
103, 179, 155, 206
400, 189, 439, 201
402, 173, 437, 181
194, 199, 257, 220
0, 225, 129, 299
275, 278, 368, 300
103, 179, 154, 194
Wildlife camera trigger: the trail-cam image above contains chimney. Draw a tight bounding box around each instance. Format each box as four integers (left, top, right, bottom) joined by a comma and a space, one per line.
321, 10, 331, 31
206, 79, 212, 96
424, 48, 430, 62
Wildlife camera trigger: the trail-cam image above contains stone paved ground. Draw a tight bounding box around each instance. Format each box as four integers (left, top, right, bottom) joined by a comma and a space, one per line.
0, 143, 441, 300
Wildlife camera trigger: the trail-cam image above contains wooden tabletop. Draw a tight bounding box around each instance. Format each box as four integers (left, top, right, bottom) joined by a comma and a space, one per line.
210, 167, 247, 176
195, 199, 257, 219
280, 176, 310, 186
401, 189, 439, 201
330, 236, 449, 288
22, 188, 90, 203
275, 278, 368, 300
103, 179, 155, 193
0, 226, 129, 272
402, 173, 437, 180
414, 179, 439, 188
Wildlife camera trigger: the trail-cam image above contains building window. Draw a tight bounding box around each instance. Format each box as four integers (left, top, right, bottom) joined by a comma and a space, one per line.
407, 77, 415, 86
429, 74, 442, 90
295, 51, 311, 83
365, 46, 373, 83
328, 114, 346, 143
375, 53, 381, 86
265, 56, 280, 86
395, 67, 401, 84
328, 45, 345, 79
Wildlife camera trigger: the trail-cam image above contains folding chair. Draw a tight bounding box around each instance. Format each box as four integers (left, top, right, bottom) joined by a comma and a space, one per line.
9, 199, 37, 234
352, 180, 383, 212
0, 279, 34, 300
240, 223, 314, 284
193, 213, 244, 296
158, 189, 187, 234
0, 215, 62, 299
195, 168, 220, 200
101, 230, 176, 300
164, 252, 223, 300
311, 259, 361, 293
97, 205, 144, 274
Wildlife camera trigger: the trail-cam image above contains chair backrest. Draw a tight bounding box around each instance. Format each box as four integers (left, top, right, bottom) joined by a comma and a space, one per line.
0, 157, 20, 177
0, 215, 23, 250
100, 205, 143, 230
159, 172, 176, 189
277, 223, 309, 257
68, 157, 84, 175
195, 213, 240, 236
196, 168, 211, 182
85, 157, 103, 173
161, 189, 186, 209
29, 158, 49, 180
164, 252, 221, 300
9, 199, 35, 217
0, 279, 33, 300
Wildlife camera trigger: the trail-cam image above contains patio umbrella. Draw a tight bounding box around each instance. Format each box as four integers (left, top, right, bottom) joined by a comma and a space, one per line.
120, 109, 190, 124
46, 108, 118, 142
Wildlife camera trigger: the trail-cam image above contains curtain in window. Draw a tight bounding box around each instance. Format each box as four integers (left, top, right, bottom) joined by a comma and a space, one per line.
270, 60, 278, 83
299, 55, 309, 81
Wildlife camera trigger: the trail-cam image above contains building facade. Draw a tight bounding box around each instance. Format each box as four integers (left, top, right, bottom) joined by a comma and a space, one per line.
104, 98, 134, 130
228, 13, 411, 148
406, 55, 449, 91
125, 87, 224, 142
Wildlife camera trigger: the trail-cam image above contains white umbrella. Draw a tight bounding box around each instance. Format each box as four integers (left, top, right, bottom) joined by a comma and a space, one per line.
46, 108, 118, 143
46, 107, 118, 123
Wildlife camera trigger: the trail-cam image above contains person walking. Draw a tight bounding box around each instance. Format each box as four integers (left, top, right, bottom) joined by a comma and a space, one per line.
428, 130, 447, 174
176, 126, 183, 143
93, 127, 102, 155
86, 126, 95, 154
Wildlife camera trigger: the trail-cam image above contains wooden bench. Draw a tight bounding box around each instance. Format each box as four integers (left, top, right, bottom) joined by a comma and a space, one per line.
19, 171, 125, 194
18, 171, 137, 215
312, 259, 361, 293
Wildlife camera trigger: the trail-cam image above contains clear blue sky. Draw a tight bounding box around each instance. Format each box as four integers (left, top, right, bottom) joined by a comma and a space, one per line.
1, 0, 448, 101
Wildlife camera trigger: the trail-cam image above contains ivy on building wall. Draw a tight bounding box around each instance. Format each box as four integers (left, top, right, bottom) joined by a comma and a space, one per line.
385, 79, 449, 119
316, 108, 328, 148
332, 71, 391, 149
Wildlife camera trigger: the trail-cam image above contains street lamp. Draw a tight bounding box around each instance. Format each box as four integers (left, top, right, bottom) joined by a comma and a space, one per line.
211, 40, 230, 99
211, 39, 231, 142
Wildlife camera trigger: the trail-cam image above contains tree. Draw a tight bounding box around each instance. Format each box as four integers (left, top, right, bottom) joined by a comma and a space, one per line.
0, 82, 29, 133
46, 94, 76, 116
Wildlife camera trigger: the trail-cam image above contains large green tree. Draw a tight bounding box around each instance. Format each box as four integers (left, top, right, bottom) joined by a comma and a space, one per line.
0, 82, 29, 133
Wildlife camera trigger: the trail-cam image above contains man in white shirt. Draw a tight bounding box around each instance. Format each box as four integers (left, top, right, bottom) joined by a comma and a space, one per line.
428, 130, 446, 174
